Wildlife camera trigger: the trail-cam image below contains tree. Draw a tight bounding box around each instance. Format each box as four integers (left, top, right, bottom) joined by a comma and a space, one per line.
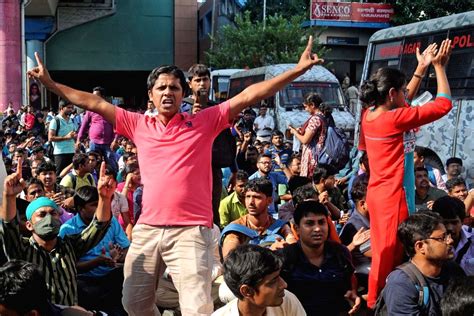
386, 0, 473, 25
206, 12, 326, 69
241, 0, 308, 23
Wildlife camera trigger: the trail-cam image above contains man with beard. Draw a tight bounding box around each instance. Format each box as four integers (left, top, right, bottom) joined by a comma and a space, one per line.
381, 212, 465, 315
0, 160, 112, 305
266, 131, 293, 174
48, 100, 77, 175
415, 167, 447, 211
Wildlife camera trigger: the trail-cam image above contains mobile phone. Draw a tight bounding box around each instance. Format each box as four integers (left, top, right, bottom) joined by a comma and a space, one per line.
198, 90, 208, 107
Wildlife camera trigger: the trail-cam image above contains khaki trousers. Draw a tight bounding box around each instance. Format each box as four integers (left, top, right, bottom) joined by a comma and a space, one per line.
122, 224, 214, 316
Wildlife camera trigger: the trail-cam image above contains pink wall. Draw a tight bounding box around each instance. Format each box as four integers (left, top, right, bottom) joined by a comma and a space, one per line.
0, 0, 21, 112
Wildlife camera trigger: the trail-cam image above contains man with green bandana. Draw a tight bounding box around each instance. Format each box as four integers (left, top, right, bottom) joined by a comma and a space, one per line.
0, 158, 113, 306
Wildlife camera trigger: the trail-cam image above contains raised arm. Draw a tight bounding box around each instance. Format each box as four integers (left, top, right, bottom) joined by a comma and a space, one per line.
27, 53, 116, 125
1, 158, 26, 222
228, 36, 324, 121
406, 43, 438, 102
96, 162, 114, 223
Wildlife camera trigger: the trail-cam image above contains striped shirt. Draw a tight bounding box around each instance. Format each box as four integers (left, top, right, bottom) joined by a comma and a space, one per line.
0, 216, 110, 306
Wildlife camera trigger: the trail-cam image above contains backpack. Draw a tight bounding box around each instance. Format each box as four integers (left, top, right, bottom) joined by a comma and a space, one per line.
374, 262, 430, 316
315, 114, 350, 170
67, 173, 95, 191
46, 118, 60, 159
219, 219, 287, 248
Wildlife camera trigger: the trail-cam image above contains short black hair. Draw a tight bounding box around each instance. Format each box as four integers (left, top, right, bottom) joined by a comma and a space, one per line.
292, 184, 318, 207
432, 196, 466, 221
414, 166, 429, 174
293, 200, 328, 226
235, 170, 249, 182
257, 153, 272, 162
446, 177, 467, 192
58, 99, 71, 109
74, 186, 99, 210
351, 180, 368, 203
446, 157, 462, 167
92, 86, 106, 96
312, 163, 337, 184
287, 176, 311, 194
441, 276, 474, 316
23, 177, 44, 194
414, 146, 427, 158
0, 260, 50, 314
36, 161, 56, 174
187, 64, 210, 80
72, 153, 89, 170
397, 211, 442, 258
245, 178, 273, 198
223, 244, 283, 300
105, 165, 117, 182
271, 130, 284, 138
147, 65, 188, 96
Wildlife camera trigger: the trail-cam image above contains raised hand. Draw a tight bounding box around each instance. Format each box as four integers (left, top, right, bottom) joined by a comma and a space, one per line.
27, 52, 53, 87
97, 162, 116, 199
416, 43, 438, 69
296, 36, 325, 72
431, 39, 452, 68
4, 157, 26, 197
352, 227, 371, 247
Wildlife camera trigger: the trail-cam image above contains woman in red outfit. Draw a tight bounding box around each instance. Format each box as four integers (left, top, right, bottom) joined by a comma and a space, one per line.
358, 39, 453, 308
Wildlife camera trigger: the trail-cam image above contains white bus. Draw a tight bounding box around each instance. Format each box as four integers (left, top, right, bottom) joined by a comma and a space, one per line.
357, 11, 474, 184
228, 64, 355, 144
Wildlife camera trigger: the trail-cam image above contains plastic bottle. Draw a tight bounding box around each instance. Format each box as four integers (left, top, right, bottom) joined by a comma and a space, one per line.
412, 91, 433, 106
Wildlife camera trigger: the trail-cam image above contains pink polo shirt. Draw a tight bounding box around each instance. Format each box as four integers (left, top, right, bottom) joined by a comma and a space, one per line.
115, 101, 231, 227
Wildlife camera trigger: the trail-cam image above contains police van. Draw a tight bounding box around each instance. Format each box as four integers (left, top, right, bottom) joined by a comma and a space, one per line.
228, 64, 355, 144
356, 11, 474, 183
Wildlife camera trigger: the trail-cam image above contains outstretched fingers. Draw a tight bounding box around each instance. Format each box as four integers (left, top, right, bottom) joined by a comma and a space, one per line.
34, 52, 44, 67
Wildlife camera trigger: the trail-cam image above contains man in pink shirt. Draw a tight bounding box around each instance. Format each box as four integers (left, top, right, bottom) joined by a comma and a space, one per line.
28, 36, 323, 316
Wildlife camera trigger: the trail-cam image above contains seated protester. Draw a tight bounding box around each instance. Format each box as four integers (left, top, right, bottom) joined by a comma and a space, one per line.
116, 162, 141, 223
36, 161, 75, 209
60, 153, 96, 191
12, 147, 32, 180
59, 186, 129, 315
440, 276, 474, 316
0, 160, 112, 306
265, 131, 293, 174
116, 152, 137, 183
287, 154, 301, 178
380, 212, 465, 316
219, 170, 249, 228
312, 164, 345, 220
415, 167, 447, 210
446, 177, 474, 219
249, 154, 290, 218
221, 178, 297, 259
213, 244, 306, 316
279, 200, 361, 316
87, 150, 101, 184
23, 178, 74, 224
236, 145, 258, 176
432, 196, 474, 275
30, 145, 51, 163
30, 157, 44, 178
441, 157, 463, 184
346, 152, 369, 213
104, 167, 133, 240
414, 146, 446, 190
0, 260, 94, 316
156, 224, 223, 311
339, 180, 371, 293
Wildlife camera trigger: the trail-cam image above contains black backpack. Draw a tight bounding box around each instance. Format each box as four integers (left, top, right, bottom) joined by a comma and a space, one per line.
315, 114, 350, 170
375, 262, 430, 316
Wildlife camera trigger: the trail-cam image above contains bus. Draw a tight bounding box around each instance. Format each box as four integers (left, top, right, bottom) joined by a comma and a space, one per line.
357, 11, 474, 183
210, 69, 244, 102
228, 64, 355, 145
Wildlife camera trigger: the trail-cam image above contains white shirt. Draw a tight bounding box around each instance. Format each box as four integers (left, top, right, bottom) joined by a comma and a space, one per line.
212, 290, 306, 316
254, 114, 275, 137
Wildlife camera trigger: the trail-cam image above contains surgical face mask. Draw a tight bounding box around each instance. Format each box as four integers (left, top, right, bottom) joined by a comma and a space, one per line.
33, 214, 61, 241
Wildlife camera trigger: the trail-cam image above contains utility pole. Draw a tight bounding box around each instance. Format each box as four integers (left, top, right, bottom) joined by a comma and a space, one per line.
263, 0, 266, 29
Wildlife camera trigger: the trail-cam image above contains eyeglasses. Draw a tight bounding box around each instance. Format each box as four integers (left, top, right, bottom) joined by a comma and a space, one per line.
425, 233, 452, 243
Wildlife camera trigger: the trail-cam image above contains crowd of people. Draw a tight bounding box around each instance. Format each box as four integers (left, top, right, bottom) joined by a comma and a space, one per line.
0, 37, 473, 316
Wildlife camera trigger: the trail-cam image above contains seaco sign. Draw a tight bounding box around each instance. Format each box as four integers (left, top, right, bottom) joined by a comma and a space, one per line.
311, 1, 394, 23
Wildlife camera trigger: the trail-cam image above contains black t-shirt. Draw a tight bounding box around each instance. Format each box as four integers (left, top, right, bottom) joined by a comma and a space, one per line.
280, 241, 354, 316
383, 260, 466, 316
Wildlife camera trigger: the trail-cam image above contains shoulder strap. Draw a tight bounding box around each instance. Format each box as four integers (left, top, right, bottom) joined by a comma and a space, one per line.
55, 117, 60, 135
68, 173, 77, 190
266, 219, 287, 235
86, 173, 94, 186
455, 237, 472, 264
398, 262, 430, 309
219, 223, 259, 247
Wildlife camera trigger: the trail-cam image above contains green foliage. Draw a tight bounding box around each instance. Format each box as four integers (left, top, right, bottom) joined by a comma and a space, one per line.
386, 0, 473, 25
241, 0, 309, 23
206, 12, 327, 69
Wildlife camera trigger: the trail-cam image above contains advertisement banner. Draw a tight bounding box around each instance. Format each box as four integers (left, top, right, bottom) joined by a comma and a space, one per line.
310, 1, 394, 23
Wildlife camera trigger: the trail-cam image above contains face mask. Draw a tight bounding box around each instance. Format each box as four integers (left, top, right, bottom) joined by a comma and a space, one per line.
33, 214, 61, 241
